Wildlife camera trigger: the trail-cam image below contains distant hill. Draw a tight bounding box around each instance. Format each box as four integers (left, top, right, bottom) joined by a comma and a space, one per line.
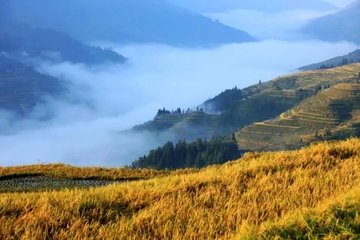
299, 49, 360, 71
166, 0, 338, 13
0, 55, 65, 115
5, 0, 255, 47
301, 0, 360, 44
0, 19, 126, 65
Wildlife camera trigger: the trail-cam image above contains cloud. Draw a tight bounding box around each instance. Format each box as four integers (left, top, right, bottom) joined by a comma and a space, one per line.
0, 39, 358, 167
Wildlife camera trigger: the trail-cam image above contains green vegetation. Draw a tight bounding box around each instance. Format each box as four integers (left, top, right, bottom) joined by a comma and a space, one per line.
2, 139, 360, 238
132, 135, 240, 170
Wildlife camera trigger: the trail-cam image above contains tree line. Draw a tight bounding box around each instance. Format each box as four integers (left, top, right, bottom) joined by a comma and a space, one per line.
131, 135, 241, 170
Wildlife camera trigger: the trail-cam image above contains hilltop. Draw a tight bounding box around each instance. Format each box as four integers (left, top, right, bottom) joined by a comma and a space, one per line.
6, 0, 255, 48
299, 49, 360, 71
301, 0, 360, 44
2, 139, 360, 238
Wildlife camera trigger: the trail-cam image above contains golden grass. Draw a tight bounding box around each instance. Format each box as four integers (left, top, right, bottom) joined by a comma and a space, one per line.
2, 139, 360, 239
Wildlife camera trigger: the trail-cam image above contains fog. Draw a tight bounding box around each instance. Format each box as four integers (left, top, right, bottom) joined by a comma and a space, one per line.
207, 9, 336, 40
0, 38, 358, 167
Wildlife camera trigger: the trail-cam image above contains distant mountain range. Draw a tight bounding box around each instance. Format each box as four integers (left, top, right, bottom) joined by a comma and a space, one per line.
301, 0, 360, 44
166, 0, 338, 13
5, 0, 256, 47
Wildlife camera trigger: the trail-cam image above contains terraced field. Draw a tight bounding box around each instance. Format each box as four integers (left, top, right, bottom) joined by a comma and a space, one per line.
0, 175, 123, 192
237, 82, 360, 151
0, 163, 199, 193
0, 55, 64, 114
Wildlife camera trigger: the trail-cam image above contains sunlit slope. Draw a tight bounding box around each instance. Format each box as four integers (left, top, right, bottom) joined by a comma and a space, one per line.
217, 63, 360, 129
2, 139, 360, 238
237, 81, 360, 151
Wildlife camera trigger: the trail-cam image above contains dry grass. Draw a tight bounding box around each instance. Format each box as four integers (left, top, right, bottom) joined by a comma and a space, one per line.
2, 139, 360, 239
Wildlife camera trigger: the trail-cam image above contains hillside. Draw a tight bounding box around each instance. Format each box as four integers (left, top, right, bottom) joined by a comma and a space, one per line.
0, 55, 65, 115
299, 49, 360, 71
6, 0, 255, 47
2, 139, 360, 238
237, 80, 360, 151
0, 18, 126, 65
133, 63, 360, 147
166, 0, 338, 13
301, 0, 360, 44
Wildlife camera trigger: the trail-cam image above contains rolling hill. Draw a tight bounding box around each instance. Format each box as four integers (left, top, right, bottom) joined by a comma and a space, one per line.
166, 0, 338, 13
2, 139, 360, 238
301, 0, 360, 44
6, 0, 255, 47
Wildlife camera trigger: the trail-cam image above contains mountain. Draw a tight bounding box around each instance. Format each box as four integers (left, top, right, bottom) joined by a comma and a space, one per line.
166, 0, 338, 13
299, 49, 360, 71
0, 18, 126, 65
301, 0, 360, 44
5, 0, 255, 47
0, 55, 65, 115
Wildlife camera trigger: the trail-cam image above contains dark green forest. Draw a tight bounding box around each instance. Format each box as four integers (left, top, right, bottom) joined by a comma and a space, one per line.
131, 135, 241, 170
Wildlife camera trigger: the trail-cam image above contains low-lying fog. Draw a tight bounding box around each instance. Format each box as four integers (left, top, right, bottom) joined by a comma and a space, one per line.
1, 8, 359, 167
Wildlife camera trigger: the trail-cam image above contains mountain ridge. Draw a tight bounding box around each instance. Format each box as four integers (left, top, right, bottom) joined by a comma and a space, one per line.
5, 0, 256, 47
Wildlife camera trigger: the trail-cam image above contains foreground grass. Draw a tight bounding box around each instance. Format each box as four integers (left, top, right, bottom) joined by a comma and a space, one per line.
2, 139, 360, 239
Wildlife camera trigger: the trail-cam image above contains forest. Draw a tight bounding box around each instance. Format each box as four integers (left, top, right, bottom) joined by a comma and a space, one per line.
131, 135, 241, 170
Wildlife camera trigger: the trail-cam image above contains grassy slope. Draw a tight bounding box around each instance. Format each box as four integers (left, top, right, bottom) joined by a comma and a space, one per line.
2, 139, 360, 239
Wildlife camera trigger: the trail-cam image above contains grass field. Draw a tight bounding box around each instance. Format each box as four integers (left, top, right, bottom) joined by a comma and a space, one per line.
1, 139, 360, 239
